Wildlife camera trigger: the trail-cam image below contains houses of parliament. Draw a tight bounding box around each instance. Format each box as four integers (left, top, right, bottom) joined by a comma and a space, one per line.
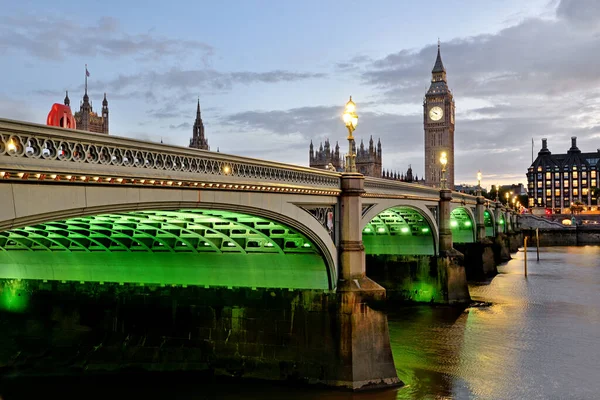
308, 42, 455, 187
52, 43, 455, 187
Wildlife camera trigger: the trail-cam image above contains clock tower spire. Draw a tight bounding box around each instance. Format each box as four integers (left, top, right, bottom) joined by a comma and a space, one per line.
424, 41, 455, 189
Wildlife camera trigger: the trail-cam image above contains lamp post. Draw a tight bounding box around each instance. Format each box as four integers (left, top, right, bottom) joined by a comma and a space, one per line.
512, 197, 516, 210
505, 192, 509, 206
342, 96, 358, 173
440, 151, 448, 190
477, 170, 482, 196
496, 183, 500, 202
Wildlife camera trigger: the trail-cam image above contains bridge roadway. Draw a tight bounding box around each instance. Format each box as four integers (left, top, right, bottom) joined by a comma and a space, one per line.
0, 118, 520, 389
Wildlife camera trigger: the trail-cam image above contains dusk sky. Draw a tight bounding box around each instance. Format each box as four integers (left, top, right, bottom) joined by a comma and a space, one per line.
1, 0, 599, 188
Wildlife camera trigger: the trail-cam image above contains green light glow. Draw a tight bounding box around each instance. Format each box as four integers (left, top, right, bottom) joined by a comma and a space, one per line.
0, 209, 330, 290
484, 210, 496, 237
363, 207, 435, 255
0, 282, 29, 313
499, 220, 504, 224
450, 207, 475, 243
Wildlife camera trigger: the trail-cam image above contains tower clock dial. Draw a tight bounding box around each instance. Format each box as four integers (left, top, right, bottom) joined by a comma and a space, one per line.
429, 106, 443, 121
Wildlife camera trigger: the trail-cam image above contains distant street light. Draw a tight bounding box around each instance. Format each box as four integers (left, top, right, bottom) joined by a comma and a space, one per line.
342, 96, 358, 173
505, 192, 509, 205
440, 151, 448, 190
477, 170, 482, 195
496, 183, 500, 202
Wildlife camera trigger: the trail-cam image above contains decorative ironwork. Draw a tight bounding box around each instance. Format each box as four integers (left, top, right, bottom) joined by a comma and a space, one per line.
0, 122, 340, 191
299, 206, 335, 241
362, 204, 375, 217
427, 205, 439, 226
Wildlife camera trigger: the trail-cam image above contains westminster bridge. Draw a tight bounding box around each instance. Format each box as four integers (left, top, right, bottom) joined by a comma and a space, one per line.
0, 119, 520, 390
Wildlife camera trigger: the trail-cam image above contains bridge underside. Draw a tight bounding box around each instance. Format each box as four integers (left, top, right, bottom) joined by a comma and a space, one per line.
0, 209, 329, 290
450, 207, 475, 243
363, 207, 435, 256
484, 210, 496, 237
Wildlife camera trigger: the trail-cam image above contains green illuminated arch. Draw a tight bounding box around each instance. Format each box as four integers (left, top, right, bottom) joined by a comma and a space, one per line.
450, 207, 475, 243
498, 213, 507, 233
0, 209, 329, 290
484, 210, 496, 237
362, 207, 435, 256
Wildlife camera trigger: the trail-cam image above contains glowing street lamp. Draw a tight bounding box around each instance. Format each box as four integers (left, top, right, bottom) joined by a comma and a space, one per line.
342, 96, 358, 173
505, 192, 509, 205
477, 170, 482, 195
440, 151, 448, 190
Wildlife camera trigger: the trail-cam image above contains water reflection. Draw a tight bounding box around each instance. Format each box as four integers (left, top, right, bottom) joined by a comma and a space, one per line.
1, 247, 599, 399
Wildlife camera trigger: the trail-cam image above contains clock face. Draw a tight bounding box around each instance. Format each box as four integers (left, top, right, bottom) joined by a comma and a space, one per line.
429, 106, 443, 121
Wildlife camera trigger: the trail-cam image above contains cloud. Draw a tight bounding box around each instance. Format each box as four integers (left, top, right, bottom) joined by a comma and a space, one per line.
0, 15, 214, 63
169, 122, 191, 130
556, 0, 600, 31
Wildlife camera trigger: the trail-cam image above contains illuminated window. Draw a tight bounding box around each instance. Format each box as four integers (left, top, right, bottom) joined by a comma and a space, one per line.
582, 171, 587, 178
573, 165, 578, 170
537, 166, 542, 172
564, 172, 569, 178
573, 171, 578, 179
555, 189, 561, 196
537, 198, 542, 204
564, 180, 569, 188
593, 179, 597, 187
546, 189, 551, 196
573, 188, 579, 196
573, 180, 578, 187
555, 172, 560, 179
583, 188, 589, 196
529, 198, 534, 207
582, 179, 587, 186
537, 181, 543, 188
592, 171, 597, 179
545, 172, 551, 179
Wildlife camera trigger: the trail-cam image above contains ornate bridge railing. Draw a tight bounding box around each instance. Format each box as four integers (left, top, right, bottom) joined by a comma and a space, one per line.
0, 119, 340, 195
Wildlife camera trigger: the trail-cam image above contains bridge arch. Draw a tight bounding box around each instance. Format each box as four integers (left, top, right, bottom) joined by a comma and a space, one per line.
484, 209, 496, 237
361, 202, 438, 256
450, 206, 475, 243
497, 211, 507, 234
0, 186, 338, 290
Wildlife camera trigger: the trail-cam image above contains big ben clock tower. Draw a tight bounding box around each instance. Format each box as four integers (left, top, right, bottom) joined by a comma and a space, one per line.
424, 42, 455, 189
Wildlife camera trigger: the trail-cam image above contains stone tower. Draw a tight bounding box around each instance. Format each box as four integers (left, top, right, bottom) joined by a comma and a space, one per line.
189, 99, 209, 150
309, 139, 342, 171
355, 136, 382, 177
101, 93, 109, 134
424, 42, 455, 189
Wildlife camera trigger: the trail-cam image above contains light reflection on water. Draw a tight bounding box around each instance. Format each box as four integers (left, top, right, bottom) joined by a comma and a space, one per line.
1, 246, 599, 399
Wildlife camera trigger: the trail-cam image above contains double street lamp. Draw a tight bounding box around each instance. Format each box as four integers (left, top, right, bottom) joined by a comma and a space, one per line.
440, 151, 448, 190
342, 96, 359, 173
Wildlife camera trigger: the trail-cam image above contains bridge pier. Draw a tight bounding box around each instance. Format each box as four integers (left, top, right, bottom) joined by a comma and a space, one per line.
453, 195, 496, 281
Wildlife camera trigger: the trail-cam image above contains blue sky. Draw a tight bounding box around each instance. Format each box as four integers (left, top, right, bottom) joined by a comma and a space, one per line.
2, 0, 600, 188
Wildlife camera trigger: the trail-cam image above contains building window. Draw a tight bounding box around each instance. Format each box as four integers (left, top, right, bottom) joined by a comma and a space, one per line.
573, 180, 578, 187
537, 181, 543, 188
537, 198, 542, 205
582, 179, 587, 186
563, 180, 569, 188
545, 172, 551, 179
573, 188, 579, 196
528, 182, 534, 189
573, 165, 578, 170
529, 198, 534, 207
592, 171, 597, 179
582, 171, 587, 178
573, 171, 578, 179
546, 180, 551, 187
537, 173, 542, 180
546, 189, 551, 196
564, 172, 569, 178
592, 179, 597, 187
555, 189, 561, 196
555, 172, 560, 179
583, 188, 589, 196
537, 166, 542, 172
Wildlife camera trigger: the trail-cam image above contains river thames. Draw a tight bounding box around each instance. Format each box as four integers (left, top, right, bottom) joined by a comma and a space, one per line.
1, 246, 599, 399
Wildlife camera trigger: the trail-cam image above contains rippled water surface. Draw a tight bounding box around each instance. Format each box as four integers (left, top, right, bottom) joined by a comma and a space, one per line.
2, 246, 599, 399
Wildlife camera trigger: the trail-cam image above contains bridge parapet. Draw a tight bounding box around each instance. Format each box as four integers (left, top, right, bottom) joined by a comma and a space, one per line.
0, 118, 340, 195
363, 177, 439, 200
